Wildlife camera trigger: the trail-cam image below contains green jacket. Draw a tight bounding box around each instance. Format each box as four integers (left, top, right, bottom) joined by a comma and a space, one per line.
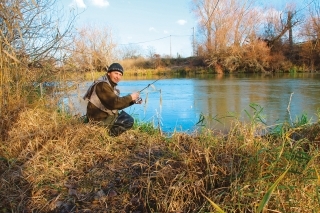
85, 75, 134, 122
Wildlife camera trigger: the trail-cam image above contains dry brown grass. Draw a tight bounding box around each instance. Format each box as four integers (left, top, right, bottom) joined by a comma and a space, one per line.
1, 105, 320, 212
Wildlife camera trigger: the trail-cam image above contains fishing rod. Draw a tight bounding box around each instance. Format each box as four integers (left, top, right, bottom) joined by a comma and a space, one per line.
135, 77, 163, 103
139, 77, 162, 93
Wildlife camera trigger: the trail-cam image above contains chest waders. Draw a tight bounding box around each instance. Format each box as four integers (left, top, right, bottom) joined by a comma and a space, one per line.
109, 110, 134, 136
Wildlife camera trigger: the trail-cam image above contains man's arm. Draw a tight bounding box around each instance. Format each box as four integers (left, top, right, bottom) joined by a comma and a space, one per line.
95, 82, 133, 110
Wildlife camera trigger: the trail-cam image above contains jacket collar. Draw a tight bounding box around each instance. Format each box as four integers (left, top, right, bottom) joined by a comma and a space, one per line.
106, 74, 117, 87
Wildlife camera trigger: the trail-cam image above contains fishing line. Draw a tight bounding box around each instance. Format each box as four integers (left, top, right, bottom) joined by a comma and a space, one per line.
139, 77, 163, 93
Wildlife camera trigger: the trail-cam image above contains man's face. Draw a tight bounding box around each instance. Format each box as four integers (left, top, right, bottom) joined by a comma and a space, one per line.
107, 71, 123, 84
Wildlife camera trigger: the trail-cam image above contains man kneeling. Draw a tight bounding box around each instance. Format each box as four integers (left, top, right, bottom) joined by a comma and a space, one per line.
83, 63, 142, 136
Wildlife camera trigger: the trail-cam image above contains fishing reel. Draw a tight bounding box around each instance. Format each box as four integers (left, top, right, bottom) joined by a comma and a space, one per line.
135, 97, 142, 104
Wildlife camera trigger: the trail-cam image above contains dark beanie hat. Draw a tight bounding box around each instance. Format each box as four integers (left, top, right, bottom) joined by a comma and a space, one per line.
107, 63, 123, 74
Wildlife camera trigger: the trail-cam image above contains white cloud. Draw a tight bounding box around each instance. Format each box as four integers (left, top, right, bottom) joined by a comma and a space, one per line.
177, 19, 187, 25
70, 0, 86, 8
149, 27, 157, 32
92, 0, 109, 7
163, 30, 169, 34
69, 0, 110, 8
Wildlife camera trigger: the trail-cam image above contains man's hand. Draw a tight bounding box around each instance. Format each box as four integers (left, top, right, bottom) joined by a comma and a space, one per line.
130, 92, 142, 104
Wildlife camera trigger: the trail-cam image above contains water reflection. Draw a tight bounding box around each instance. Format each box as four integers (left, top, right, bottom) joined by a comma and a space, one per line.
65, 73, 320, 133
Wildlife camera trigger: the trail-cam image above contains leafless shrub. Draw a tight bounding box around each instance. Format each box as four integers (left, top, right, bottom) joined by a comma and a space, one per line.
207, 40, 273, 73
65, 25, 117, 72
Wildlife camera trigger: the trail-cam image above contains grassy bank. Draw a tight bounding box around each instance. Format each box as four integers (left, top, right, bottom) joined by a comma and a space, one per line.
1, 103, 320, 212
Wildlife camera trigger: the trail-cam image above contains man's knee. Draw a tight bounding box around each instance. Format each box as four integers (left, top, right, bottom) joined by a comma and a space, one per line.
109, 111, 134, 136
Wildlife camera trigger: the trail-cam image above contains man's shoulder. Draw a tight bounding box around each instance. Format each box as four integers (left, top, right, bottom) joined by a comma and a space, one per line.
96, 81, 113, 92
94, 75, 107, 83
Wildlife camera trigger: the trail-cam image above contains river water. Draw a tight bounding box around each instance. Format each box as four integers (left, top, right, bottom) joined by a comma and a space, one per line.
66, 72, 320, 133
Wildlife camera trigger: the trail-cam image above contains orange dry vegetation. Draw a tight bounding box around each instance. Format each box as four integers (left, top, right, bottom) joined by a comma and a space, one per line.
0, 107, 320, 212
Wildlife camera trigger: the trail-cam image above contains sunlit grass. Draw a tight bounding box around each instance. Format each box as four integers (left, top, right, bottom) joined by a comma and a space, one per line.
1, 101, 320, 212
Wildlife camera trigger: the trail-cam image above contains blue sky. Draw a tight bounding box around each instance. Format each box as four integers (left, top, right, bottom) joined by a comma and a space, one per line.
64, 0, 306, 58
65, 0, 196, 57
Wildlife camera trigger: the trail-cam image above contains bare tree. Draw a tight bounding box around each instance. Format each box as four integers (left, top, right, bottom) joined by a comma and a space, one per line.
192, 0, 260, 52
146, 46, 157, 59
1, 0, 75, 65
298, 0, 320, 70
191, 0, 220, 54
262, 3, 301, 49
145, 46, 162, 69
192, 0, 267, 72
0, 0, 76, 113
120, 43, 143, 60
66, 25, 117, 72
